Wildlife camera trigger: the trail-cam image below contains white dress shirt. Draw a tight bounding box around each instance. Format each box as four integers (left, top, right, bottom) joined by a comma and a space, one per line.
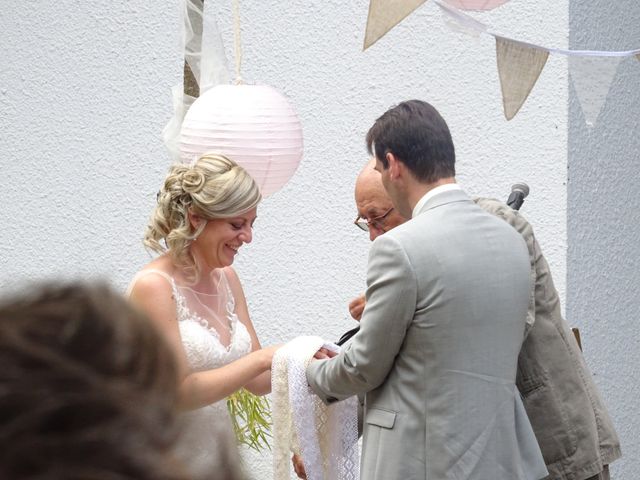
411, 183, 462, 218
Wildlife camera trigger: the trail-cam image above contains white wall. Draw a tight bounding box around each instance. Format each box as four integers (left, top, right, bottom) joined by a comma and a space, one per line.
0, 1, 598, 478
0, 2, 181, 290
567, 2, 640, 479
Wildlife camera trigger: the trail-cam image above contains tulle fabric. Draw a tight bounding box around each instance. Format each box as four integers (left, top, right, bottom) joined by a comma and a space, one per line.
163, 0, 231, 159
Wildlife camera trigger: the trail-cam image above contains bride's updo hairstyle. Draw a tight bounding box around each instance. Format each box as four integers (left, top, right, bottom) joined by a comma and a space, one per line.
144, 153, 261, 280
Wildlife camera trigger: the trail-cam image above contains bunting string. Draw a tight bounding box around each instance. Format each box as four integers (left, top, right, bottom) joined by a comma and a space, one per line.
434, 0, 640, 124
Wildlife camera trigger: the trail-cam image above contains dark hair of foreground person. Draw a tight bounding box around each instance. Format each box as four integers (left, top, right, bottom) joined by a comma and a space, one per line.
0, 282, 190, 480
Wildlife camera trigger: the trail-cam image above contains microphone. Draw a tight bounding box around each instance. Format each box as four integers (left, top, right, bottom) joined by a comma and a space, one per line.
506, 183, 530, 211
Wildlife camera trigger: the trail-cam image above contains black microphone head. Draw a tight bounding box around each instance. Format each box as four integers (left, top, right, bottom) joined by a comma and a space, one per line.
511, 182, 530, 198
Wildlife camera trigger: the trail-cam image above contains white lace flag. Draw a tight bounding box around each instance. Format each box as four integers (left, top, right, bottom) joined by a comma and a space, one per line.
496, 36, 549, 120
569, 55, 622, 127
364, 0, 428, 50
444, 0, 510, 10
272, 337, 359, 480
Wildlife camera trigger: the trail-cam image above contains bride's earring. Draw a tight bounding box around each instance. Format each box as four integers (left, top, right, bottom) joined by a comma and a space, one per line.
191, 220, 207, 241
188, 209, 207, 242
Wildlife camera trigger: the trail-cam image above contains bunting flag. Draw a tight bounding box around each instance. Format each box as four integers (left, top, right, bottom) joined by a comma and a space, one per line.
363, 0, 510, 50
496, 37, 549, 120
364, 0, 427, 50
434, 0, 640, 124
444, 0, 510, 10
569, 56, 622, 126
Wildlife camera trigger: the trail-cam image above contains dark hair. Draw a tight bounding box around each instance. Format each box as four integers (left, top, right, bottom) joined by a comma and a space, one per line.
0, 283, 188, 480
366, 99, 455, 182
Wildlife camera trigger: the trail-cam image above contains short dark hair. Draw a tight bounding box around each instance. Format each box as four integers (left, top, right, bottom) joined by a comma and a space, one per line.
366, 100, 455, 182
0, 283, 188, 480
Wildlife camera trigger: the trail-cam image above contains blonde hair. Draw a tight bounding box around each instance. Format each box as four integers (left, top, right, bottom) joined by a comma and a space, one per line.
144, 153, 261, 281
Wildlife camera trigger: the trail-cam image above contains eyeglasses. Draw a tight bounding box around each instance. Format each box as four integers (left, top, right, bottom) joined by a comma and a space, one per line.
354, 207, 394, 232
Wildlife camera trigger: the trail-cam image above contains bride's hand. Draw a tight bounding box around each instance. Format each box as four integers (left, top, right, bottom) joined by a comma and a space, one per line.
259, 345, 282, 370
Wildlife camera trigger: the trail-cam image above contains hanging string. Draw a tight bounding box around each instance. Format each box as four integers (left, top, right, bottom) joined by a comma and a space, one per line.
233, 0, 243, 84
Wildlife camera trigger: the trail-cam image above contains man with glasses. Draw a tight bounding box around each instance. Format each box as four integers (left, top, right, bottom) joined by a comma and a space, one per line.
306, 100, 547, 480
347, 163, 407, 323
354, 205, 394, 232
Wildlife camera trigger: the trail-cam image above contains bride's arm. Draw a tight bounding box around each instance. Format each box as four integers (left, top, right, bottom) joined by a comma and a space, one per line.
129, 274, 275, 410
225, 267, 273, 396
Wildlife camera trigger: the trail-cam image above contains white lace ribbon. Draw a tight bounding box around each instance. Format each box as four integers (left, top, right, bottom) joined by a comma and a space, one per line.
272, 337, 359, 480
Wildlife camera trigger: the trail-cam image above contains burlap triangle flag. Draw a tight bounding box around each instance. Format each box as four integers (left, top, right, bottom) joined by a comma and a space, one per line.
364, 0, 428, 50
496, 36, 549, 120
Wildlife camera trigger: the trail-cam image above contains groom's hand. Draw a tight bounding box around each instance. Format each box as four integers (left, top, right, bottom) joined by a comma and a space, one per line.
348, 294, 366, 321
313, 347, 337, 360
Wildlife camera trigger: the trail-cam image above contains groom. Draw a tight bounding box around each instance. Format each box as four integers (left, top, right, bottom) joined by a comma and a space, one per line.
306, 100, 547, 479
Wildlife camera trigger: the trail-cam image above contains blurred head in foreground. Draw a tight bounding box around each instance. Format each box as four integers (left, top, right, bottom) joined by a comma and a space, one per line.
0, 282, 189, 480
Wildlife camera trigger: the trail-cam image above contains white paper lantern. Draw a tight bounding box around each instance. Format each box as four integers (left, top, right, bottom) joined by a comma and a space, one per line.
179, 84, 304, 197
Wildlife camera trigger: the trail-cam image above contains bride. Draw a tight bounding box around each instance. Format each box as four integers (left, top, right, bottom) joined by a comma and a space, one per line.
128, 153, 278, 477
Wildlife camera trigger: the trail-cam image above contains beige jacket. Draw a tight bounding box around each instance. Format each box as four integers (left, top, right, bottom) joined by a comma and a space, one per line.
475, 198, 621, 480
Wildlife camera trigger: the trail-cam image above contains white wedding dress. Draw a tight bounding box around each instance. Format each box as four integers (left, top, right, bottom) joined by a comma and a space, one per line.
127, 268, 252, 478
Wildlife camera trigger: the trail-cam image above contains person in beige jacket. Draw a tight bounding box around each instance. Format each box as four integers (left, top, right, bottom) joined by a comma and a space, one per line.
473, 198, 621, 480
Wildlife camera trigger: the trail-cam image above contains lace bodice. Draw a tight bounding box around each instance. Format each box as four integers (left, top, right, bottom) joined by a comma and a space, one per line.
128, 268, 252, 372
127, 267, 252, 478
173, 275, 252, 372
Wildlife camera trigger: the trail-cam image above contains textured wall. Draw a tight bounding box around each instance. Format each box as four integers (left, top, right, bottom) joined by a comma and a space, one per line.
568, 2, 640, 478
0, 2, 182, 289
1, 1, 570, 478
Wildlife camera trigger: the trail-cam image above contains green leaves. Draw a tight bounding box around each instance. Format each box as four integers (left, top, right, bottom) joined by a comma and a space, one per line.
226, 388, 272, 451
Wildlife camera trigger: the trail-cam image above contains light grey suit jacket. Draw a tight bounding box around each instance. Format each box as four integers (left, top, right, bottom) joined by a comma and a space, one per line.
307, 189, 548, 480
